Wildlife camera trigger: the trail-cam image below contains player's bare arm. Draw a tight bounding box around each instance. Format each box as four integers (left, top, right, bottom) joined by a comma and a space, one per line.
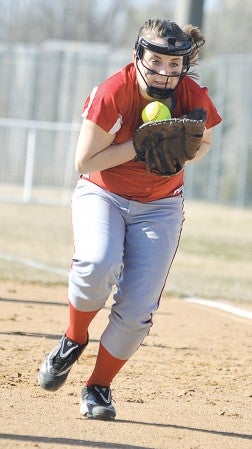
185, 127, 212, 165
75, 119, 136, 174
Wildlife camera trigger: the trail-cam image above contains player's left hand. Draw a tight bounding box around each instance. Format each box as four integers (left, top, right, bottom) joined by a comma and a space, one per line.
133, 108, 207, 176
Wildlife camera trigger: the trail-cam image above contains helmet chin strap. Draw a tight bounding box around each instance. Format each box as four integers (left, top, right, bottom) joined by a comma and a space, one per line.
136, 58, 188, 99
146, 85, 175, 99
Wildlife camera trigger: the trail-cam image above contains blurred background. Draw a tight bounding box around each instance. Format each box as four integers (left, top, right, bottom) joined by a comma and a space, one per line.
0, 0, 252, 207
0, 0, 251, 302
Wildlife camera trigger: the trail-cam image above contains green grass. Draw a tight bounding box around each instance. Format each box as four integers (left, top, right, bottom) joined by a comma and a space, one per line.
168, 201, 252, 302
0, 200, 251, 302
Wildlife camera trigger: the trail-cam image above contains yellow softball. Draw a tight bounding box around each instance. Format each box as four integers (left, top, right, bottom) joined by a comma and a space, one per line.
142, 101, 171, 123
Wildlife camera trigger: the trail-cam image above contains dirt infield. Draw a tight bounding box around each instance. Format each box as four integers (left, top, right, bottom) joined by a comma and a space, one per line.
0, 282, 251, 449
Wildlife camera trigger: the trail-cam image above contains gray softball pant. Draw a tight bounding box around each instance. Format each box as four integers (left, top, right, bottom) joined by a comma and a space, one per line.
68, 178, 184, 359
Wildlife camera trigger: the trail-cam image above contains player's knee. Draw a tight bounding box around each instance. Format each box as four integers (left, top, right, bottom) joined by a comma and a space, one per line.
114, 305, 153, 334
101, 310, 153, 359
68, 258, 123, 310
126, 312, 153, 333
73, 256, 123, 279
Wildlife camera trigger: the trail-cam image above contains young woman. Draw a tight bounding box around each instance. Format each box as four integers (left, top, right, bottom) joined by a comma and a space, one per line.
38, 18, 222, 420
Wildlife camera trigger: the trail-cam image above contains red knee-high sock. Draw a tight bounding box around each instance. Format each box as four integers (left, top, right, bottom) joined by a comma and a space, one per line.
66, 301, 99, 345
86, 343, 128, 387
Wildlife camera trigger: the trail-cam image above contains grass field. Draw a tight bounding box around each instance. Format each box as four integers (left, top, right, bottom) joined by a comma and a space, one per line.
0, 200, 251, 302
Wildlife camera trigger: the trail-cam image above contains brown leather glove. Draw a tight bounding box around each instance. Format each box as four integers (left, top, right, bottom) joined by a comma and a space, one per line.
133, 108, 207, 176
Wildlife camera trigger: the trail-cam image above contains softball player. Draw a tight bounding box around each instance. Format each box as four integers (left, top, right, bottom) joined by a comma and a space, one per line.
38, 18, 221, 420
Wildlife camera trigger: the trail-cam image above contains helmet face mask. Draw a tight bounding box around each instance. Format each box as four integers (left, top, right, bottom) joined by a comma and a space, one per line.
135, 36, 191, 99
136, 36, 192, 58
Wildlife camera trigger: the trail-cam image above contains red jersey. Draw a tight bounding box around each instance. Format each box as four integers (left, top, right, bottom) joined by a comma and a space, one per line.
81, 63, 222, 202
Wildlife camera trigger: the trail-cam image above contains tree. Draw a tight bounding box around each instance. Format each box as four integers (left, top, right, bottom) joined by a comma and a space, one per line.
175, 0, 205, 28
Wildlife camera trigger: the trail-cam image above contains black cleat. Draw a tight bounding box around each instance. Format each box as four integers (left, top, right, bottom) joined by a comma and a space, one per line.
80, 385, 116, 420
38, 334, 88, 391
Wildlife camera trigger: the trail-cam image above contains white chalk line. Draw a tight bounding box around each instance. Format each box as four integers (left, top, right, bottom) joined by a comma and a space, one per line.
0, 252, 68, 277
1, 252, 251, 320
184, 297, 252, 320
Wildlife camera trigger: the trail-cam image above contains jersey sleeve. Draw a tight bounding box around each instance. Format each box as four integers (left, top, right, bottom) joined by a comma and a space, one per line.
81, 75, 126, 134
197, 86, 222, 129
174, 78, 222, 129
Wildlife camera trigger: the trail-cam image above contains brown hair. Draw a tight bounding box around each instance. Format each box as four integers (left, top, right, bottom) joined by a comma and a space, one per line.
136, 19, 205, 77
